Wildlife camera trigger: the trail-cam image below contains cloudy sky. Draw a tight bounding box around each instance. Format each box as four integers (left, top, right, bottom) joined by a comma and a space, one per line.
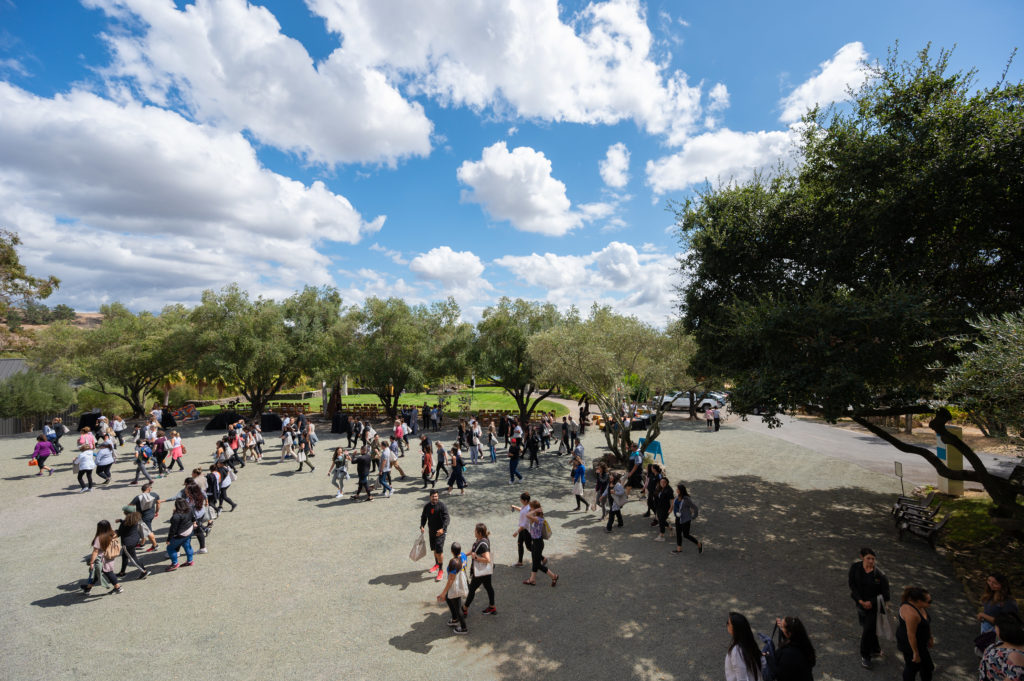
2, 0, 1020, 324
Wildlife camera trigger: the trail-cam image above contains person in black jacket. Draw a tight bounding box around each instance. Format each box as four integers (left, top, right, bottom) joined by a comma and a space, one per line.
774, 615, 816, 681
652, 477, 674, 541
165, 498, 195, 571
848, 547, 891, 669
420, 490, 450, 581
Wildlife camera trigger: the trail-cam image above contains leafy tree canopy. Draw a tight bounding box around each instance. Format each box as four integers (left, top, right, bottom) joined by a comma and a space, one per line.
0, 229, 60, 351
0, 369, 74, 421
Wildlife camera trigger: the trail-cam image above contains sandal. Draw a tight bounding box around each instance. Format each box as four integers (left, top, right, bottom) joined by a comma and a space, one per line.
522, 580, 536, 586
551, 575, 559, 587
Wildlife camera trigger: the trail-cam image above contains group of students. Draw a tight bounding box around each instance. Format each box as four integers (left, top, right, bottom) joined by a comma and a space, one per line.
80, 461, 241, 595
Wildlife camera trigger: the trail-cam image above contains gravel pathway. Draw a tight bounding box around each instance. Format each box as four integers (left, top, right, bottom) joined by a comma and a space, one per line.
0, 411, 978, 680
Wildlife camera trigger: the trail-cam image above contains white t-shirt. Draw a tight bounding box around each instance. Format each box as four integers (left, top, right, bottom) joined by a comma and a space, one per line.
75, 451, 97, 470
380, 449, 397, 473
518, 506, 530, 529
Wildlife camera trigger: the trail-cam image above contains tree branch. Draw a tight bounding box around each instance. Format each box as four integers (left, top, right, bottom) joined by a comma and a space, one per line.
851, 415, 980, 481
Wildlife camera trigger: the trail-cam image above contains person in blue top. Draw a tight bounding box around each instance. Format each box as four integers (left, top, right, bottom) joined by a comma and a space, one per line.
570, 454, 588, 510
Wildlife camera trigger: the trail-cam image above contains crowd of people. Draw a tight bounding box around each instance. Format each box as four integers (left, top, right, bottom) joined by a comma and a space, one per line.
26, 399, 1024, 680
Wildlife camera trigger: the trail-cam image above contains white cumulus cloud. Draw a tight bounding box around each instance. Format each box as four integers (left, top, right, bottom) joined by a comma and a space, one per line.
308, 0, 708, 145
457, 142, 582, 236
779, 41, 869, 123
410, 246, 485, 283
599, 142, 631, 188
645, 128, 796, 195
85, 0, 433, 166
0, 83, 382, 310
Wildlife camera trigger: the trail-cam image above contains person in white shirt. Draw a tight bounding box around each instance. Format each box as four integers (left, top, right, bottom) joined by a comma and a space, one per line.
725, 612, 762, 681
75, 447, 97, 492
111, 415, 127, 446
510, 491, 533, 567
379, 442, 398, 497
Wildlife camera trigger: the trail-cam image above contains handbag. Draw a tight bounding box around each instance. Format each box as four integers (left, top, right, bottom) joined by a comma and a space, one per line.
472, 542, 494, 576
409, 534, 427, 562
181, 444, 187, 455
103, 536, 122, 560
450, 566, 469, 599
29, 458, 38, 467
876, 595, 895, 642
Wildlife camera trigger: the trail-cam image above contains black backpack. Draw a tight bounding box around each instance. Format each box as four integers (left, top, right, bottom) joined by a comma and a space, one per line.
759, 623, 780, 681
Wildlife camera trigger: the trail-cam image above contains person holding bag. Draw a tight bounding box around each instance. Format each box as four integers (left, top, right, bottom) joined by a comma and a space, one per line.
848, 547, 891, 669
436, 542, 468, 635
31, 435, 56, 476
81, 520, 124, 594
463, 523, 496, 617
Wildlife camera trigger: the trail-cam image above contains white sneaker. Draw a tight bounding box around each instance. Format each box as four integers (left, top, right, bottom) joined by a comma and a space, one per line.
385, 490, 392, 498
335, 492, 343, 498
197, 548, 208, 554
653, 535, 664, 542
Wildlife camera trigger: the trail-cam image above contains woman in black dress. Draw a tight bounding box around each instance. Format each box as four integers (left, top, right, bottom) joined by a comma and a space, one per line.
896, 586, 934, 681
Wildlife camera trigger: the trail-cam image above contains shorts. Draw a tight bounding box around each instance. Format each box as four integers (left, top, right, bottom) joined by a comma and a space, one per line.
428, 531, 446, 554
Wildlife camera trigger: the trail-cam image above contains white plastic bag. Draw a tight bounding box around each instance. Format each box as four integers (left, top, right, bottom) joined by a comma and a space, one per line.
409, 533, 427, 562
876, 595, 895, 642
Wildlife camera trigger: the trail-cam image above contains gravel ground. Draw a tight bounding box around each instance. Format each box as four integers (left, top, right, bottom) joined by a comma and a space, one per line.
0, 411, 978, 680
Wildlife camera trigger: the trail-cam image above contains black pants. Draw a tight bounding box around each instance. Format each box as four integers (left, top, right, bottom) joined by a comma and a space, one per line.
171, 457, 184, 471
465, 574, 494, 608
432, 461, 448, 485
606, 509, 623, 530
858, 606, 881, 658
714, 418, 720, 431
657, 512, 670, 534
114, 431, 124, 446
517, 530, 533, 563
297, 459, 314, 471
900, 647, 934, 681
530, 537, 548, 573
156, 455, 168, 475
227, 451, 245, 468
575, 494, 588, 509
675, 520, 698, 547
218, 487, 236, 510
77, 469, 94, 489
96, 463, 112, 482
356, 476, 372, 496
190, 522, 207, 550
53, 436, 64, 453
528, 449, 539, 468
119, 543, 144, 574
446, 596, 466, 630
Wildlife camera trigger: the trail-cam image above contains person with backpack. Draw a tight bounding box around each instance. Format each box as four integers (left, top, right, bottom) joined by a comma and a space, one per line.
725, 612, 762, 681
130, 482, 161, 552
115, 506, 150, 580
848, 547, 891, 669
81, 520, 123, 594
462, 523, 496, 617
130, 439, 154, 485
436, 542, 467, 635
522, 500, 558, 587
165, 498, 196, 571
773, 616, 817, 681
671, 483, 703, 554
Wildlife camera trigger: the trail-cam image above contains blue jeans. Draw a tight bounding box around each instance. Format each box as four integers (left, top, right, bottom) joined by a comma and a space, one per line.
167, 536, 194, 565
489, 443, 496, 462
378, 472, 392, 493
469, 446, 478, 464
509, 458, 522, 482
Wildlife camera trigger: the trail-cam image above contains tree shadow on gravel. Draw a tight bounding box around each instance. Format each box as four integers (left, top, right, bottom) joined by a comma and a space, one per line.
381, 475, 978, 681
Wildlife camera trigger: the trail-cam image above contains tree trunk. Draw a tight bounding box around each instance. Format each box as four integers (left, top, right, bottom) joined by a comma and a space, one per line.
327, 379, 341, 416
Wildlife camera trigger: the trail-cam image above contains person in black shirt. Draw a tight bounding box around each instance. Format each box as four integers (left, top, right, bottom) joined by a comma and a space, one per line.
420, 490, 450, 580
351, 448, 374, 501
508, 441, 523, 484
848, 547, 891, 668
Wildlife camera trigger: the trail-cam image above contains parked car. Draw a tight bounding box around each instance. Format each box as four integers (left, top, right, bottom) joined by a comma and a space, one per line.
659, 391, 720, 413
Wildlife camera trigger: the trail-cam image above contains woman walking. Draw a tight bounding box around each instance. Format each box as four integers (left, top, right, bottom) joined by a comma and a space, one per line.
74, 446, 97, 492
593, 462, 610, 516
165, 498, 196, 571
522, 500, 558, 587
31, 435, 56, 476
214, 462, 237, 512
432, 441, 449, 488
111, 415, 127, 446
896, 586, 935, 681
115, 507, 150, 580
183, 479, 210, 554
94, 439, 116, 485
328, 448, 349, 499
280, 427, 294, 460
81, 520, 123, 594
976, 574, 1018, 654
487, 423, 498, 463
653, 477, 674, 541
294, 433, 315, 472
447, 442, 467, 495
168, 430, 185, 471
436, 542, 468, 635
511, 491, 533, 567
671, 483, 702, 554
725, 612, 762, 681
774, 616, 816, 681
463, 523, 497, 616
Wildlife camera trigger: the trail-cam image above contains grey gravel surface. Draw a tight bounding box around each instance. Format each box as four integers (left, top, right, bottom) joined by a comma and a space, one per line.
0, 412, 978, 680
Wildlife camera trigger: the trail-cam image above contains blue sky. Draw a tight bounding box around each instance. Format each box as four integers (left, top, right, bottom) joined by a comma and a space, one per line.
1, 0, 1021, 325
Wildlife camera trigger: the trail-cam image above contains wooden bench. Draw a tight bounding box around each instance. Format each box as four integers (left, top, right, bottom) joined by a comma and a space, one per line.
898, 513, 951, 549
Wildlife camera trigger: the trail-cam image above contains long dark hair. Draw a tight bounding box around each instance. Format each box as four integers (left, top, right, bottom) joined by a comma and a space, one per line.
728, 612, 762, 679
92, 519, 113, 547
173, 498, 191, 514
184, 479, 206, 509
780, 616, 816, 668
983, 574, 1011, 605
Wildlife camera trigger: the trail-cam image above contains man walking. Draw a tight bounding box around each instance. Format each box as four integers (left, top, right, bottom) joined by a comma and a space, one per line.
420, 490, 450, 581
352, 446, 374, 501
712, 406, 721, 432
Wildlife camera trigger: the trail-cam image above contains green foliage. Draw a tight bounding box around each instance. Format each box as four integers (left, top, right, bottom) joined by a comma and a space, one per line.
188, 285, 341, 416
937, 311, 1024, 438
0, 229, 60, 350
0, 369, 74, 420
677, 46, 1024, 419
473, 297, 562, 421
529, 305, 695, 461
31, 303, 188, 417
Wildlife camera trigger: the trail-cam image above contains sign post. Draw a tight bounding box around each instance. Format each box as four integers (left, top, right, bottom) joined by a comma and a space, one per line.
936, 425, 964, 497
894, 461, 904, 496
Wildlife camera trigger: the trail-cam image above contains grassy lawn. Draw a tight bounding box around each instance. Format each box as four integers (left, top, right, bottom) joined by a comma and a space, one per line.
933, 492, 1024, 603
193, 386, 568, 418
